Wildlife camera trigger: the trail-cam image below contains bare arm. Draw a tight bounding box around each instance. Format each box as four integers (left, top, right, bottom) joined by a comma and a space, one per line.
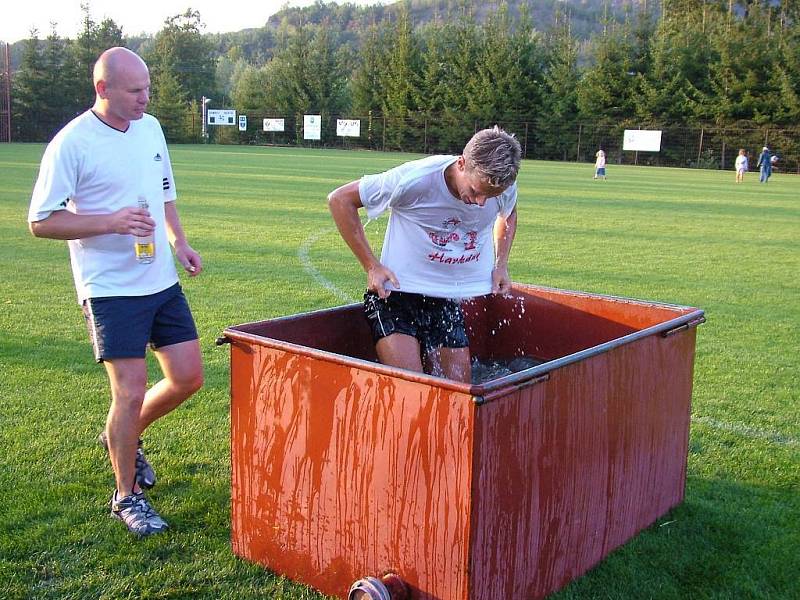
165, 201, 202, 276
327, 180, 398, 298
29, 206, 154, 240
491, 206, 517, 294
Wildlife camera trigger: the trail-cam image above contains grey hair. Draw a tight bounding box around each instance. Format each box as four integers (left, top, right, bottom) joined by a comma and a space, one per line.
463, 126, 522, 188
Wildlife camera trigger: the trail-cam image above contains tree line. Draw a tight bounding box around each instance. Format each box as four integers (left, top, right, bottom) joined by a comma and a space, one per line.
8, 1, 800, 166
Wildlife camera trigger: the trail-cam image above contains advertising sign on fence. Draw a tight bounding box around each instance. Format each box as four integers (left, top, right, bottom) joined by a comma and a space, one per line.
336, 119, 361, 137
263, 118, 285, 132
207, 109, 236, 125
238, 115, 247, 131
304, 115, 321, 140
623, 129, 663, 152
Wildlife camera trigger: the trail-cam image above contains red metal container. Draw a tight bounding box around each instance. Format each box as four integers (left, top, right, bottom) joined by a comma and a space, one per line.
222, 283, 704, 599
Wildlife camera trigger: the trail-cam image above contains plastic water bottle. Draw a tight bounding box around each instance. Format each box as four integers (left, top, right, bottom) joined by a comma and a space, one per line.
134, 196, 155, 264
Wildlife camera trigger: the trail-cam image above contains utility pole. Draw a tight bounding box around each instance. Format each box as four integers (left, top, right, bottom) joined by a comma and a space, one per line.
2, 43, 11, 143
201, 96, 212, 143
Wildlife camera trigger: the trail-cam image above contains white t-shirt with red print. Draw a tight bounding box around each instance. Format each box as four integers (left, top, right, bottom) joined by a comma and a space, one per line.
358, 155, 517, 299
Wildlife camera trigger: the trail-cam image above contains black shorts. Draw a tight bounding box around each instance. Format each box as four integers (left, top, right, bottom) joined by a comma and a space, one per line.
82, 283, 198, 362
363, 291, 469, 351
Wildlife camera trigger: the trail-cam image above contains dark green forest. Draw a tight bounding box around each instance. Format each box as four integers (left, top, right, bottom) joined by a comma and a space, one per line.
3, 0, 799, 169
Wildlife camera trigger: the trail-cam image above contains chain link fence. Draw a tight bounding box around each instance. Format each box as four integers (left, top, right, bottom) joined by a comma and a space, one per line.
5, 97, 796, 174
192, 111, 799, 174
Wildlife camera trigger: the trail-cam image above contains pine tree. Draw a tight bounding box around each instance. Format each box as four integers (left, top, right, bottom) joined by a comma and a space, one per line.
350, 24, 388, 116
147, 9, 218, 104
11, 31, 49, 141
771, 19, 800, 126
71, 4, 124, 110
231, 64, 271, 111
382, 3, 421, 150
540, 14, 581, 160
270, 17, 314, 116
576, 22, 638, 125
148, 69, 189, 142
307, 22, 347, 117
423, 14, 482, 152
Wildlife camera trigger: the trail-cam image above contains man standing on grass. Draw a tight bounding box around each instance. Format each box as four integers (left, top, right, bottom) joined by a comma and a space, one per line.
328, 126, 521, 383
756, 146, 773, 183
27, 47, 203, 537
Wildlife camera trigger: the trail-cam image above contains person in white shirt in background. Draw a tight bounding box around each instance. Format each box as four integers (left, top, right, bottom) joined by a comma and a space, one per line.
594, 149, 607, 180
735, 148, 749, 183
328, 126, 521, 383
27, 47, 203, 537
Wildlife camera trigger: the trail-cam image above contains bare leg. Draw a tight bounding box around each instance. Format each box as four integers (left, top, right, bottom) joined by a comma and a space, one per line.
139, 339, 203, 431
376, 335, 471, 382
102, 340, 202, 497
375, 333, 423, 372
103, 358, 148, 497
437, 347, 472, 383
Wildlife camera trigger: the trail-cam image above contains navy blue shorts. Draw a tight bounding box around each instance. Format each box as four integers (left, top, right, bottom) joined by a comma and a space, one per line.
82, 283, 198, 362
363, 291, 469, 351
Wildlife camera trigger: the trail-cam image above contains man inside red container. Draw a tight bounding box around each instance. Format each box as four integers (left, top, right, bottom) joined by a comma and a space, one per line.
328, 126, 521, 383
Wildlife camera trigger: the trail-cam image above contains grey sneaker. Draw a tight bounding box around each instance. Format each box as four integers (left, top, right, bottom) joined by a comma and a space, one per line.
98, 431, 157, 489
110, 491, 169, 537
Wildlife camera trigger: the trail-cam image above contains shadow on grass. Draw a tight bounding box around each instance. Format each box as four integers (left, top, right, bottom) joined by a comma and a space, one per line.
552, 475, 800, 599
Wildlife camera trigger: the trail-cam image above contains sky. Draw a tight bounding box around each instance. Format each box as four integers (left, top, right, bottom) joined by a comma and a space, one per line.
1, 0, 390, 44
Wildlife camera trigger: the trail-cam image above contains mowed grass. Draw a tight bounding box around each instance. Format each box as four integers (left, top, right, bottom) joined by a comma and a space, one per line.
0, 142, 797, 599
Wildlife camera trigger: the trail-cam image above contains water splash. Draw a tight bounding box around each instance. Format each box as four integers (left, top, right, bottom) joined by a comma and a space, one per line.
471, 356, 543, 384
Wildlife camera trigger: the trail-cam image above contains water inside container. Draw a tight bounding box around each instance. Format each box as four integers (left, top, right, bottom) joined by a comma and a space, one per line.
471, 356, 545, 384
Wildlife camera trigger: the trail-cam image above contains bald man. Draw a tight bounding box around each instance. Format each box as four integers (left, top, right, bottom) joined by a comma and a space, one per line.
28, 47, 204, 537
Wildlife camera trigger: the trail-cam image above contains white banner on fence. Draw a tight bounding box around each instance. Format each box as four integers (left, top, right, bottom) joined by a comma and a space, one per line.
207, 109, 236, 125
238, 115, 247, 131
623, 129, 662, 152
304, 114, 321, 140
336, 119, 361, 137
263, 118, 285, 132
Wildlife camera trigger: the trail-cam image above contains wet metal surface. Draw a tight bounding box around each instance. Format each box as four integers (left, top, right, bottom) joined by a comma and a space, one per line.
225, 284, 703, 599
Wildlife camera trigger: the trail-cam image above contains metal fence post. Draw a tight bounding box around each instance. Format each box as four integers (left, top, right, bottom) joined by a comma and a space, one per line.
697, 128, 704, 165
424, 115, 428, 154
2, 43, 10, 143
523, 122, 529, 159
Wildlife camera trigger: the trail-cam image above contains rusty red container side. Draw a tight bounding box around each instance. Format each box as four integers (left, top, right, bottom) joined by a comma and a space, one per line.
230, 346, 477, 598
225, 284, 702, 599
467, 330, 697, 599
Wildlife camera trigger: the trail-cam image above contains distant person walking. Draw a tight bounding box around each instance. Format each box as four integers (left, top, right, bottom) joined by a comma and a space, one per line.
735, 148, 748, 183
27, 47, 204, 537
594, 150, 607, 180
756, 146, 773, 183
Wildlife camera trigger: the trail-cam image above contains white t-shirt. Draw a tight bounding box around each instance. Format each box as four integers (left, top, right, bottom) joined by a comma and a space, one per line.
28, 111, 179, 303
359, 155, 517, 299
735, 155, 748, 171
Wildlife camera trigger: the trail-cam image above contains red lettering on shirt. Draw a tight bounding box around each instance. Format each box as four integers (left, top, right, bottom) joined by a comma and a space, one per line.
427, 251, 481, 264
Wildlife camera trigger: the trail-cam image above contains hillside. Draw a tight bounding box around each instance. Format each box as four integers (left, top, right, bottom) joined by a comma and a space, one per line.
6, 0, 651, 70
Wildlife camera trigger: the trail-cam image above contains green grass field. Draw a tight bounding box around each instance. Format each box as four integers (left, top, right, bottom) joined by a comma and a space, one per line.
1, 143, 798, 599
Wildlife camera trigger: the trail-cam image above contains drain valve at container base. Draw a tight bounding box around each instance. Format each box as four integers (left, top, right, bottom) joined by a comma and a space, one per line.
348, 573, 408, 600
